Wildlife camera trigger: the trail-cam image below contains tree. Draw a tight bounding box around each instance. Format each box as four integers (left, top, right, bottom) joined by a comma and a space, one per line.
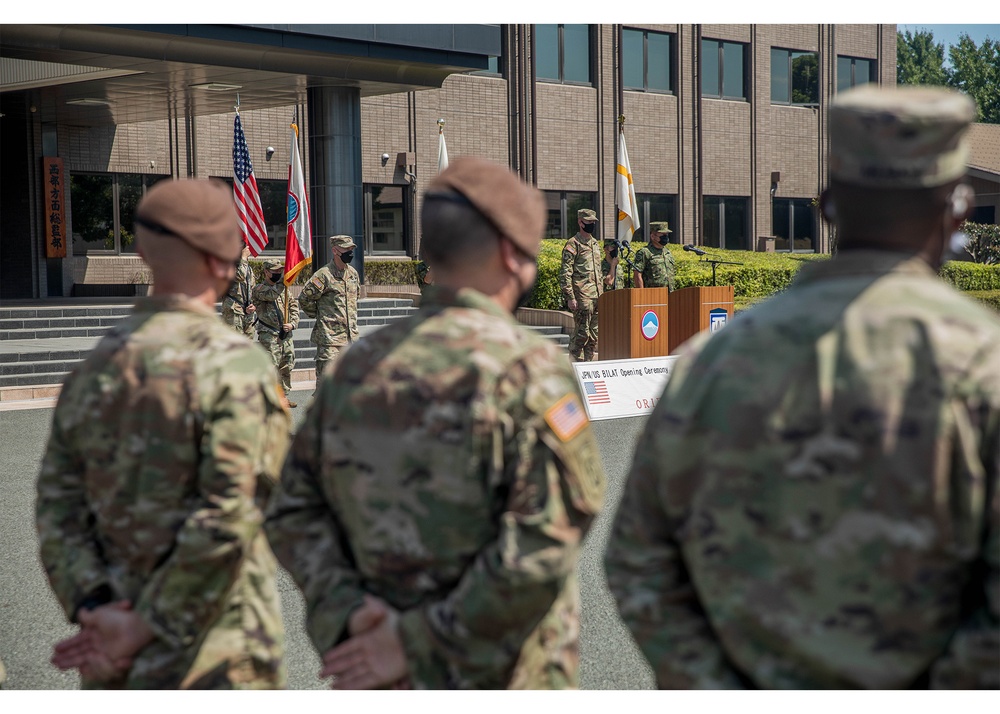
947, 33, 1000, 124
897, 29, 948, 86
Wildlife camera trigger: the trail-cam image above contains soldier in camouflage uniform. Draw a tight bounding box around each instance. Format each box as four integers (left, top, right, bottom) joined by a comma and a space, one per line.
37, 179, 291, 689
252, 258, 300, 407
559, 208, 604, 362
299, 235, 360, 390
415, 258, 433, 299
605, 86, 999, 689
632, 222, 676, 290
221, 244, 256, 337
266, 157, 606, 690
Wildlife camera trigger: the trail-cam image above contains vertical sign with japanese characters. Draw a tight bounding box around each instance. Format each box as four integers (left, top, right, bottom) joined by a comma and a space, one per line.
43, 157, 67, 258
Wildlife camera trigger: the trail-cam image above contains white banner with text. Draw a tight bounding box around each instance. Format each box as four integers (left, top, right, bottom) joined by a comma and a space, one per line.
572, 356, 679, 421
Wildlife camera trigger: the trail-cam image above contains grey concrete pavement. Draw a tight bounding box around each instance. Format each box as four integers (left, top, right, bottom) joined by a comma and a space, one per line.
0, 391, 654, 690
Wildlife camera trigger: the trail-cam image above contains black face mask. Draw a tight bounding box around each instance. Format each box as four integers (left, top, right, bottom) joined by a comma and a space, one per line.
269, 271, 283, 283
608, 246, 619, 259
341, 250, 355, 263
581, 222, 596, 235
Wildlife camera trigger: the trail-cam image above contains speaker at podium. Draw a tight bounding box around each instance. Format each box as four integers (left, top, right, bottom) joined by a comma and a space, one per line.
597, 285, 734, 359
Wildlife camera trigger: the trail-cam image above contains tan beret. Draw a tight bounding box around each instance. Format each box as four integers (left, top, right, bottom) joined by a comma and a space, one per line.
330, 235, 355, 249
829, 85, 975, 188
135, 179, 241, 261
649, 221, 672, 233
578, 208, 598, 223
427, 156, 546, 257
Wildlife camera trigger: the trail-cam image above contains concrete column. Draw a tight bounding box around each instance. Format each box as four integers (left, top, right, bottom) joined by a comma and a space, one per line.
307, 86, 364, 282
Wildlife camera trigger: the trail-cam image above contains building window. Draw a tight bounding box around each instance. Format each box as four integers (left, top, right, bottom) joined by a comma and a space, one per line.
971, 205, 996, 225
623, 28, 674, 93
771, 48, 819, 106
543, 191, 599, 239
535, 24, 592, 85
365, 184, 410, 255
772, 198, 817, 252
70, 173, 168, 256
703, 196, 749, 250
837, 56, 875, 92
636, 193, 678, 243
702, 39, 747, 100
217, 177, 288, 253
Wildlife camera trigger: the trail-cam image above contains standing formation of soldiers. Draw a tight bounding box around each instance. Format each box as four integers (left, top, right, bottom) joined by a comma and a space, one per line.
30, 85, 999, 691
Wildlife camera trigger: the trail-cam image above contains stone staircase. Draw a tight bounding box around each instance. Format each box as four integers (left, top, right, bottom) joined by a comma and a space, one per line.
0, 299, 569, 397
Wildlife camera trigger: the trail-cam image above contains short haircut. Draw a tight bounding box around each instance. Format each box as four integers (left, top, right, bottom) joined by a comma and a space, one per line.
420, 191, 501, 269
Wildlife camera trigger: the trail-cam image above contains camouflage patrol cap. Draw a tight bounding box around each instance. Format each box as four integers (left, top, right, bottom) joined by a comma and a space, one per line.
330, 235, 355, 249
426, 156, 546, 257
578, 208, 598, 223
649, 222, 672, 234
829, 85, 976, 188
134, 179, 242, 261
264, 259, 284, 271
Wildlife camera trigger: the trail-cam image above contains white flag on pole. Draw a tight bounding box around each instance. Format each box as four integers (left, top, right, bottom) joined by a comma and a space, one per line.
617, 129, 640, 243
437, 121, 449, 172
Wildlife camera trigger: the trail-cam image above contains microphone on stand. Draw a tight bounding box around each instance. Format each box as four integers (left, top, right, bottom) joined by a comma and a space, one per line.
683, 244, 707, 256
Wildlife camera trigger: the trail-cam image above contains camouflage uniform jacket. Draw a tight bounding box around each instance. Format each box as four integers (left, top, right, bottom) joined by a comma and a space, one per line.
602, 256, 621, 290
265, 285, 607, 689
252, 280, 300, 339
298, 261, 360, 346
37, 295, 292, 689
605, 250, 1000, 689
222, 259, 254, 316
559, 234, 604, 302
633, 244, 676, 290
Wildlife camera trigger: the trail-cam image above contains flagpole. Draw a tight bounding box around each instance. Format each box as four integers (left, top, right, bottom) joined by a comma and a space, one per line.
283, 284, 289, 326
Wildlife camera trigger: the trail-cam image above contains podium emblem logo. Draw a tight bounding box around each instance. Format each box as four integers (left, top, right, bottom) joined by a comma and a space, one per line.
709, 308, 729, 333
641, 310, 659, 340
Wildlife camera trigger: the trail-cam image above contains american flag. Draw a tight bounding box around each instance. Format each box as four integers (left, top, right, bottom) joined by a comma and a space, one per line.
584, 380, 611, 405
544, 394, 588, 442
233, 113, 269, 256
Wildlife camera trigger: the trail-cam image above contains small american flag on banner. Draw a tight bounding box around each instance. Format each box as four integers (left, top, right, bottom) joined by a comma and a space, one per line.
233, 113, 269, 256
584, 380, 611, 405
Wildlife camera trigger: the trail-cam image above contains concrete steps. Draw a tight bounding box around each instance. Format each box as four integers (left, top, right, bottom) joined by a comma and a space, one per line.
0, 299, 569, 396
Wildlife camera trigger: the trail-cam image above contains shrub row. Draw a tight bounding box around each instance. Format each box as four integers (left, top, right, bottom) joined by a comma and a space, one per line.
939, 261, 1000, 291
965, 290, 1000, 312
263, 244, 1000, 312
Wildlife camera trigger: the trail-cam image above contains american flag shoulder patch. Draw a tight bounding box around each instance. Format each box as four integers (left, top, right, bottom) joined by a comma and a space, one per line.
544, 393, 589, 442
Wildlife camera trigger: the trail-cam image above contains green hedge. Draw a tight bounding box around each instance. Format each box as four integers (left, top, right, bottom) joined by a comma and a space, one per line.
354, 246, 1000, 312
965, 290, 1000, 312
939, 261, 1000, 291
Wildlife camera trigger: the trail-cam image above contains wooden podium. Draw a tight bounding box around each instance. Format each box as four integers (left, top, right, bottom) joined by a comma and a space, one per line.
597, 288, 671, 360
667, 285, 735, 352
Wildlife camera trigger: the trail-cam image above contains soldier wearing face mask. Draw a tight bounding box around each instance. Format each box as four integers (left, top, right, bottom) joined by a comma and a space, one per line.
632, 222, 676, 291
559, 209, 604, 362
252, 259, 300, 408
298, 235, 361, 391
602, 239, 622, 290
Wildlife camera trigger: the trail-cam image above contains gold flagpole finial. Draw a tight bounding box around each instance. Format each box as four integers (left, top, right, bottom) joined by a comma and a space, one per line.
235, 93, 241, 113
437, 118, 445, 134
618, 114, 625, 131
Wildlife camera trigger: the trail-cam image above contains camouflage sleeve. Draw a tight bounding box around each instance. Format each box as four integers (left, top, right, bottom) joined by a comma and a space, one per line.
251, 280, 282, 303
666, 250, 677, 291
298, 275, 323, 318
132, 359, 290, 651
929, 344, 1000, 688
396, 353, 606, 688
36, 395, 113, 621
604, 350, 746, 689
632, 247, 647, 276
288, 298, 301, 329
264, 383, 367, 654
559, 241, 577, 300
